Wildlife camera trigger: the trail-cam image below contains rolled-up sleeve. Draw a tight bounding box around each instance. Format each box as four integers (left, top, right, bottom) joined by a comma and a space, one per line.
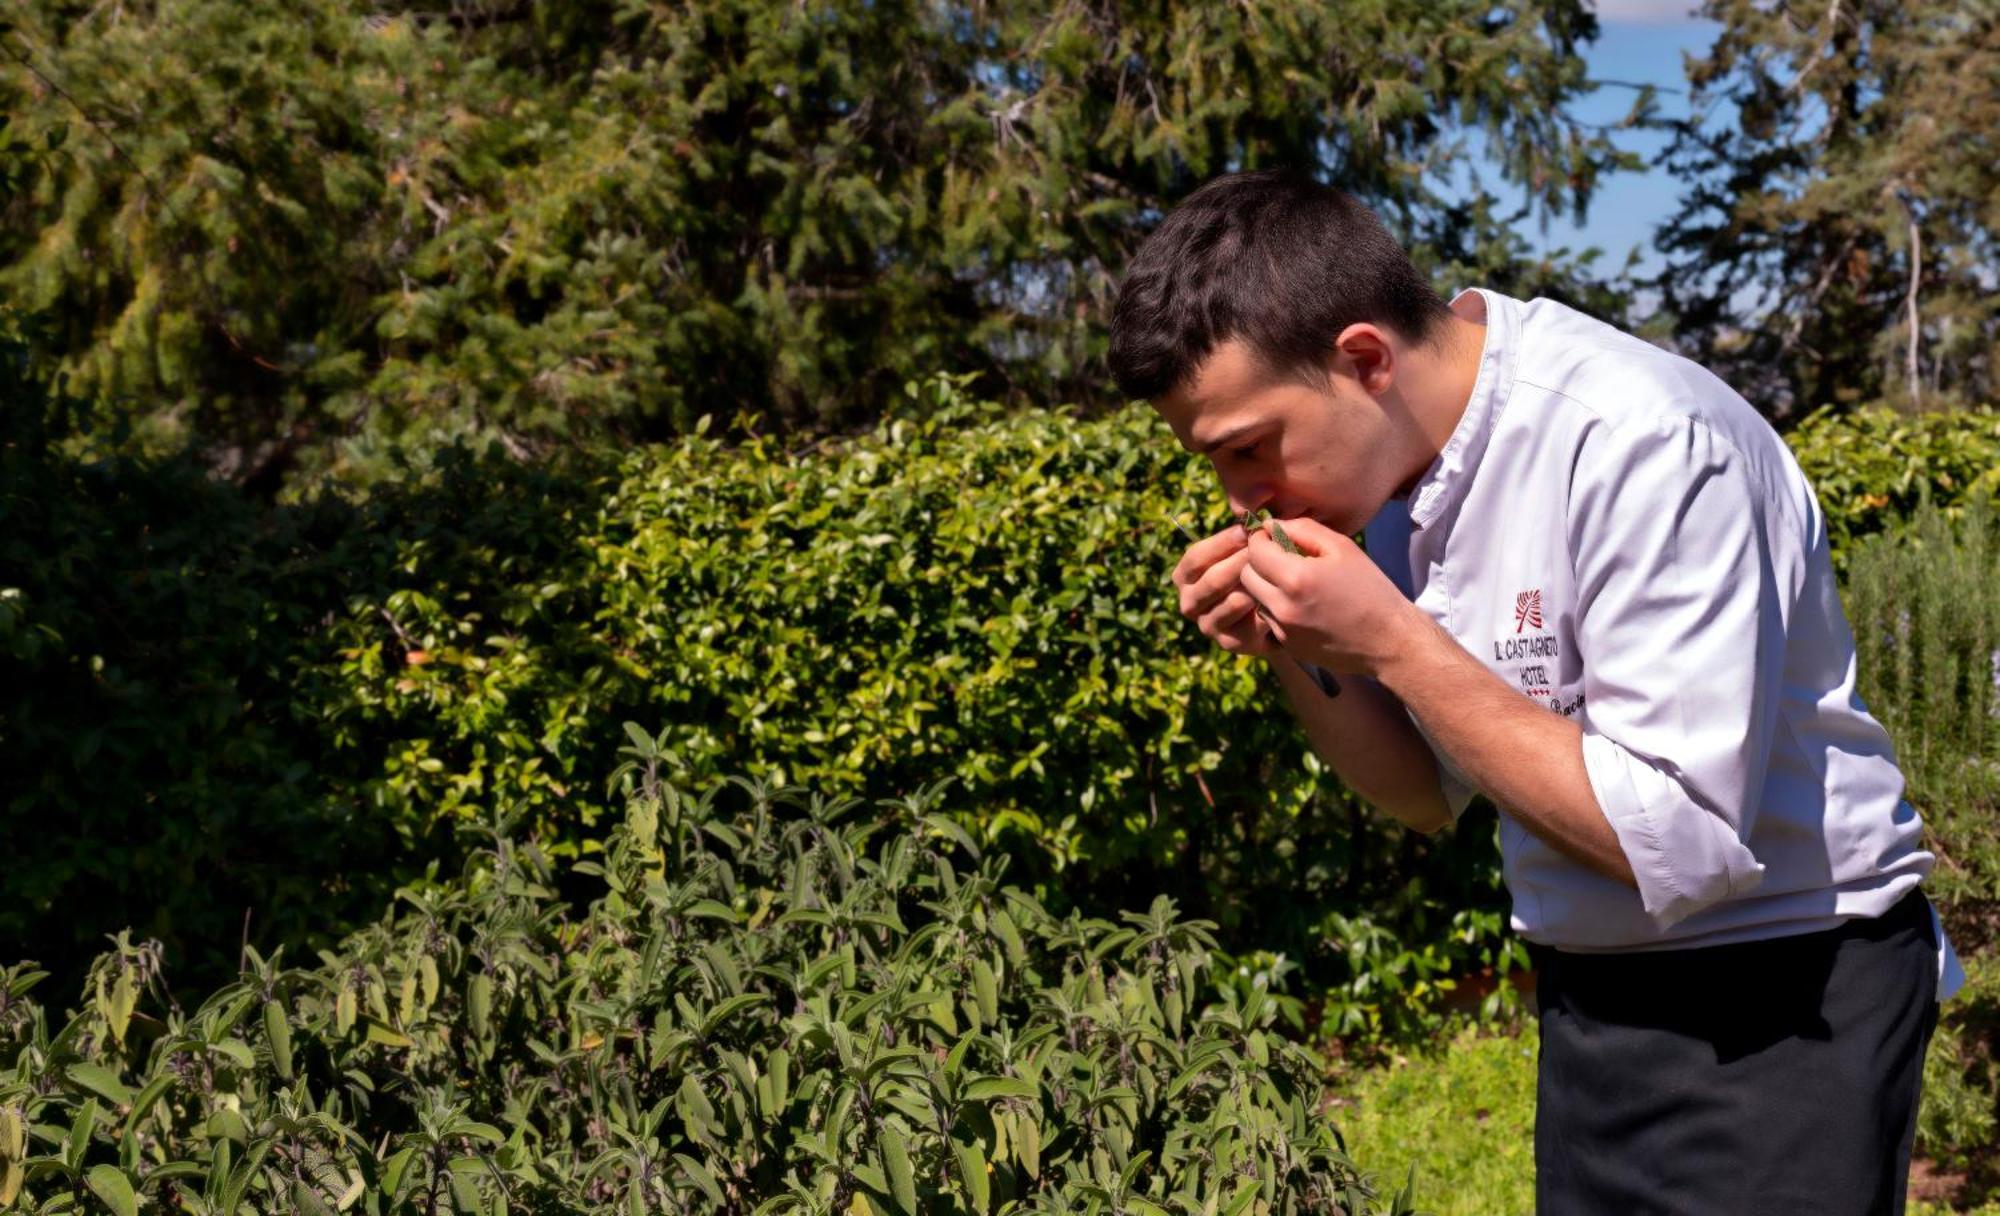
1568, 416, 1794, 929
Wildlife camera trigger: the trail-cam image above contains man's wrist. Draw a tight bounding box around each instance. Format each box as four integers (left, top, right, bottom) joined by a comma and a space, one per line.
1369, 602, 1448, 697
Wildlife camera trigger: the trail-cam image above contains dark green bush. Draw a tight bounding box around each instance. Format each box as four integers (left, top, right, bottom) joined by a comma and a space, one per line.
0, 746, 1415, 1214
0, 380, 610, 996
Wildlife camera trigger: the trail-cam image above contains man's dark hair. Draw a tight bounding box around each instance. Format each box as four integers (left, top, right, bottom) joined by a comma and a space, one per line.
1106, 170, 1451, 402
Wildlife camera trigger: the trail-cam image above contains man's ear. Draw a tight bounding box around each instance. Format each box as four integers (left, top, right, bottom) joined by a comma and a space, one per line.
1333, 322, 1396, 394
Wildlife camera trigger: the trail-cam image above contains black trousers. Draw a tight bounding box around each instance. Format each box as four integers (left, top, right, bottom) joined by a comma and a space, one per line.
1529, 889, 1940, 1215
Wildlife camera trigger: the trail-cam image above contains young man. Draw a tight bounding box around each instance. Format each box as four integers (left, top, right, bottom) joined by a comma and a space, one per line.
1107, 169, 1963, 1214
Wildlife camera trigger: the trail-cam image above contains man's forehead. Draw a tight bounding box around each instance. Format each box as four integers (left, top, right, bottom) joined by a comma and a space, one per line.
1158, 340, 1270, 448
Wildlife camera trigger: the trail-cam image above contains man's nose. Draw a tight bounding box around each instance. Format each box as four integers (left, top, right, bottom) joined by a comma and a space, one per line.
1225, 485, 1275, 518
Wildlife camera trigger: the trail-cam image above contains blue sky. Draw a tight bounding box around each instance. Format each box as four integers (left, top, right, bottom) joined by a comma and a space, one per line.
1487, 0, 1727, 277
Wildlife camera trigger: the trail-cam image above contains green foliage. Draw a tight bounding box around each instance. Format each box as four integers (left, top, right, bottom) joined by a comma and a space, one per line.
1654, 2, 2000, 415
2, 370, 1518, 1042
0, 754, 1417, 1214
1334, 1027, 1537, 1216
1785, 406, 2000, 564
1, 0, 1640, 494
303, 380, 1526, 1049
1919, 954, 1999, 1200
0, 359, 612, 997
6, 375, 1990, 1047
1844, 491, 2000, 925
1847, 494, 2000, 1207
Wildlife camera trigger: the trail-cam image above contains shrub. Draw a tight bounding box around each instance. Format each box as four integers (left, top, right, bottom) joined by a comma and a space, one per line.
1849, 494, 2000, 1205
0, 742, 1416, 1214
4, 376, 1514, 1044
1844, 492, 2000, 936
0, 386, 609, 995
8, 377, 1990, 1043
1784, 405, 2000, 566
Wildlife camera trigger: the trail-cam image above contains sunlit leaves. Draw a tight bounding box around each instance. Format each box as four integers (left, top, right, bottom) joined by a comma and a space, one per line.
0, 751, 1401, 1212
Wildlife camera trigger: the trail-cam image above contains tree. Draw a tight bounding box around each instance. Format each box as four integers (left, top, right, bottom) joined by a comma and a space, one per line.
1652, 0, 2000, 418
3, 0, 1641, 494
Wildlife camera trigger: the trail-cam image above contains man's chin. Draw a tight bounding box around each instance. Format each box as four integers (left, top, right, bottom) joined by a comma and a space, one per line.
1273, 504, 1368, 536
1294, 509, 1357, 536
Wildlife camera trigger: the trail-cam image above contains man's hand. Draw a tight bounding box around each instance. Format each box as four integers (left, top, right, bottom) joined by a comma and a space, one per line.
1171, 526, 1285, 658
1238, 516, 1423, 678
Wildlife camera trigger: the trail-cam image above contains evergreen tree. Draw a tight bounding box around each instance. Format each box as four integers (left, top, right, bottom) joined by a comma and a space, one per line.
3, 1, 1641, 493
1652, 0, 1999, 417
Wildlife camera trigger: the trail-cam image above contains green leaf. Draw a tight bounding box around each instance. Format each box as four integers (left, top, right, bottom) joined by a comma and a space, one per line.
450, 1168, 485, 1216
469, 973, 494, 1039
65, 1099, 96, 1170
66, 1063, 134, 1107
952, 1139, 990, 1214
209, 1038, 256, 1069
881, 1129, 917, 1215
85, 1165, 137, 1216
676, 1153, 726, 1206
684, 899, 740, 923
969, 958, 998, 1024
382, 1145, 418, 1197
1017, 1116, 1041, 1179
293, 1178, 337, 1216
962, 1076, 1038, 1103
265, 1000, 295, 1081
363, 1019, 414, 1049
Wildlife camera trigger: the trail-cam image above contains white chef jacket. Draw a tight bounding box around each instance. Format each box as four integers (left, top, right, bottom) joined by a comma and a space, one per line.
1363, 287, 1963, 997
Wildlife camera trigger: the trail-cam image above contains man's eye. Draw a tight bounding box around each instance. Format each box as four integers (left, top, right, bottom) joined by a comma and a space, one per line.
1231, 442, 1259, 459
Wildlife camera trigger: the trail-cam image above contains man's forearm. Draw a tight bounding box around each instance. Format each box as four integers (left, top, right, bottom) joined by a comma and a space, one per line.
1373, 610, 1635, 886
1269, 657, 1452, 833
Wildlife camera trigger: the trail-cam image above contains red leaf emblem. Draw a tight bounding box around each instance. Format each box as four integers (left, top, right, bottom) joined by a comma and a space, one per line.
1514, 589, 1543, 634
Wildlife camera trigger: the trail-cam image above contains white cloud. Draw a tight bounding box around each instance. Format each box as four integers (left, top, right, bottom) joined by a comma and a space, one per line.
1590, 0, 1703, 22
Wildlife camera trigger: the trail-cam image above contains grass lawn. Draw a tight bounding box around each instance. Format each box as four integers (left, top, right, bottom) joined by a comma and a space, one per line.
1335, 1025, 1539, 1216
1335, 1020, 2000, 1216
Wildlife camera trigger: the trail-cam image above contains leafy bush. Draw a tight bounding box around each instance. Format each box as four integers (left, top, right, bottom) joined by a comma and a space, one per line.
1784, 406, 2000, 566
7, 374, 1991, 1045
1844, 491, 2000, 936
4, 375, 1515, 1044
0, 744, 1416, 1214
1848, 495, 2000, 1205
0, 374, 610, 995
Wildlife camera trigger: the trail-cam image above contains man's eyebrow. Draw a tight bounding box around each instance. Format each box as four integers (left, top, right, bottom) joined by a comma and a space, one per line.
1192, 421, 1262, 456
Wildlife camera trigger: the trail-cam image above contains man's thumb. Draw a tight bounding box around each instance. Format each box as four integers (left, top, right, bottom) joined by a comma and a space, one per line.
1275, 514, 1341, 555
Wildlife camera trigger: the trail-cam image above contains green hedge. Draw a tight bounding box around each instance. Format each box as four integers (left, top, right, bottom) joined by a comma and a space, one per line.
1785, 405, 2000, 565
7, 382, 1998, 1043
0, 754, 1415, 1214
4, 376, 1511, 1042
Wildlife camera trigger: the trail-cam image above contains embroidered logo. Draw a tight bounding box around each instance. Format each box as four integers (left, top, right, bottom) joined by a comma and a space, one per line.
1513, 588, 1543, 634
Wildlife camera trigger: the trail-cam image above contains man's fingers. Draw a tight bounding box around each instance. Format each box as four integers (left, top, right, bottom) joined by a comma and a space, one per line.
1178, 548, 1250, 617
1206, 591, 1283, 653
1171, 526, 1246, 587
1198, 589, 1258, 636
1239, 558, 1288, 619
1272, 515, 1340, 555
1243, 529, 1303, 595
